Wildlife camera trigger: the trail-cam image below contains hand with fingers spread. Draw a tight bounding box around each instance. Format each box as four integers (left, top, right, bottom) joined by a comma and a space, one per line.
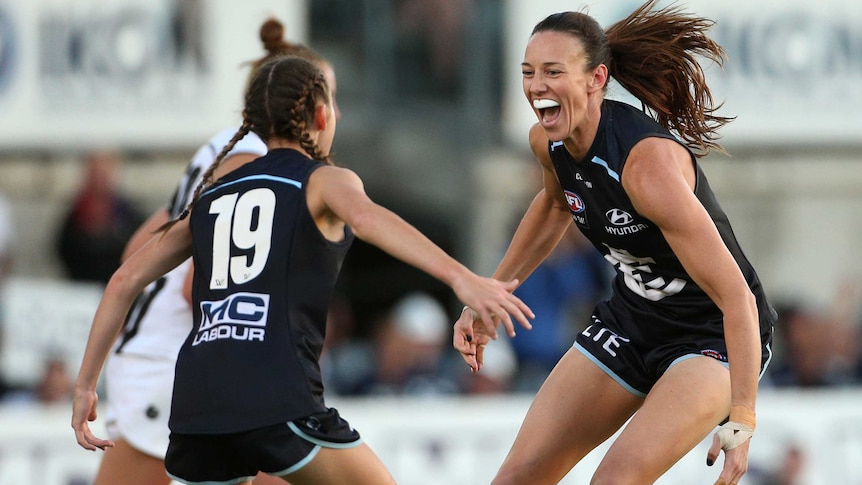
707, 406, 755, 485
449, 276, 534, 341
71, 389, 115, 452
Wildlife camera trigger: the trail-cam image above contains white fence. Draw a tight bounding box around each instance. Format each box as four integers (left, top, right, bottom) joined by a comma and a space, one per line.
1, 391, 861, 485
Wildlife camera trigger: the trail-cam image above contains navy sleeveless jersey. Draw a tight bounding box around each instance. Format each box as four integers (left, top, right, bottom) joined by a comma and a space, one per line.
170, 148, 353, 434
549, 100, 775, 347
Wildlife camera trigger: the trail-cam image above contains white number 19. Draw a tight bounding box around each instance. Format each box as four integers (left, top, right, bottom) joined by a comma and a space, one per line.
208, 188, 275, 289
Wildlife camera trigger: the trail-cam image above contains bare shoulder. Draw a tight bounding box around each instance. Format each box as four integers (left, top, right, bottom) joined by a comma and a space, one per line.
623, 137, 698, 224
625, 137, 692, 181
528, 124, 553, 167
309, 164, 363, 189
306, 165, 367, 216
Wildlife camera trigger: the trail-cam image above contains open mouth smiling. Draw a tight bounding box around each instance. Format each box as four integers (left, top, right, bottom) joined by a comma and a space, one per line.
533, 98, 561, 126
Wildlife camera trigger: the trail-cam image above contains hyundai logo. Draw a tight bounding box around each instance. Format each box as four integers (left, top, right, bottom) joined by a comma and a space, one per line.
606, 208, 634, 226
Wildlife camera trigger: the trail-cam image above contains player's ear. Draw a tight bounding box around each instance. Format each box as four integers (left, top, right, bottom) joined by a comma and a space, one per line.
589, 64, 608, 92
314, 103, 328, 131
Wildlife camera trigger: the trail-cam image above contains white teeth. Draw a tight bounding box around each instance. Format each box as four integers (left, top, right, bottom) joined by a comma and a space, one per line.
533, 99, 560, 109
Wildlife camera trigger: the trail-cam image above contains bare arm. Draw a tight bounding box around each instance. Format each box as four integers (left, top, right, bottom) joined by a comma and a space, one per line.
122, 209, 171, 262
306, 165, 534, 336
622, 138, 760, 481
623, 138, 760, 415
73, 219, 193, 451
453, 124, 573, 369
493, 124, 574, 284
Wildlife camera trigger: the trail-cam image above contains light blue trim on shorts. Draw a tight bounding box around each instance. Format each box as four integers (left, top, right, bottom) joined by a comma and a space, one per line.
760, 341, 773, 380
166, 473, 255, 485
668, 342, 773, 382
667, 353, 730, 371
573, 342, 646, 397
272, 444, 321, 476
287, 421, 364, 449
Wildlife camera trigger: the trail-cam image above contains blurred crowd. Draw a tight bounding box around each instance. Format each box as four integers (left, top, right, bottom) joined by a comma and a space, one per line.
0, 153, 857, 485
1, 147, 862, 405
3, 150, 862, 405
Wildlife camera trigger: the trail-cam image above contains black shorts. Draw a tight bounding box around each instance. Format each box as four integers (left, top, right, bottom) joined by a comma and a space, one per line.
166, 407, 362, 485
575, 301, 773, 396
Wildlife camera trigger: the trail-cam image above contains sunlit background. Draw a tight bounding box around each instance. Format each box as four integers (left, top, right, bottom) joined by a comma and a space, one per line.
1, 0, 862, 483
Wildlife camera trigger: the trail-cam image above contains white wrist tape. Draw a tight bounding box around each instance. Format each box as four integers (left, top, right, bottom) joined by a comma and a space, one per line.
714, 421, 754, 451
462, 306, 479, 320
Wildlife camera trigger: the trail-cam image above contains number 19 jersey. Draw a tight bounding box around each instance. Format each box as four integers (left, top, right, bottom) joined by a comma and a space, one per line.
172, 148, 353, 434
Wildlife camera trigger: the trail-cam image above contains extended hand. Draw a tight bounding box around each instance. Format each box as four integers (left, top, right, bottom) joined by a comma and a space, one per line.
72, 390, 115, 451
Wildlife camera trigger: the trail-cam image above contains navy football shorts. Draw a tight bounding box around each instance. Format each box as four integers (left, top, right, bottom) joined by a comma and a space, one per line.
575, 300, 772, 396
166, 407, 362, 485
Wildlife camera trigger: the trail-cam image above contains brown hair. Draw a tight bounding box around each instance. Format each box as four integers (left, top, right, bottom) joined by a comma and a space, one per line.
246, 17, 328, 88
532, 0, 732, 156
158, 18, 332, 233
160, 56, 331, 233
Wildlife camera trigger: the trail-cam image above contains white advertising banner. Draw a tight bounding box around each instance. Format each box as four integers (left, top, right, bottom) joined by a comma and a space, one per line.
503, 0, 862, 148
2, 392, 862, 484
0, 0, 307, 151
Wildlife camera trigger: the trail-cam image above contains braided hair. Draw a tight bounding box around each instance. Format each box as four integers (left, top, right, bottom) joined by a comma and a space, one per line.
158, 56, 331, 234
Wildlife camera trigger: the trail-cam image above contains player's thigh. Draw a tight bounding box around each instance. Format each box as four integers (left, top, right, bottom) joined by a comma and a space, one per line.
94, 438, 171, 485
494, 347, 642, 485
252, 471, 291, 484
594, 355, 730, 484
278, 443, 396, 485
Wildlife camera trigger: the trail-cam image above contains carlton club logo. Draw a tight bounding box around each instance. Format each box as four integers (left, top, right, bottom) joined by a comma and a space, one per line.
564, 190, 585, 213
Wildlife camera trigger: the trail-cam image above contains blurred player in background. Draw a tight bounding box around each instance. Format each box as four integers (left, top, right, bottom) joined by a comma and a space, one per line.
87, 18, 336, 485
455, 1, 776, 484
73, 54, 533, 484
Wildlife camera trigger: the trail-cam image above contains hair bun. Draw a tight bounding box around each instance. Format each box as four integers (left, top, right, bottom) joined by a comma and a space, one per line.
259, 18, 286, 52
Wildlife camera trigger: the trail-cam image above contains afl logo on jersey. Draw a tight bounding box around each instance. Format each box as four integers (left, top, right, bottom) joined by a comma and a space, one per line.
606, 208, 633, 226
564, 190, 585, 213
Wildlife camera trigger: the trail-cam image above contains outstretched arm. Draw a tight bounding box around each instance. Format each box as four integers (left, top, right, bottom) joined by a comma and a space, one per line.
307, 165, 534, 338
455, 124, 572, 369
492, 124, 574, 285
72, 218, 193, 451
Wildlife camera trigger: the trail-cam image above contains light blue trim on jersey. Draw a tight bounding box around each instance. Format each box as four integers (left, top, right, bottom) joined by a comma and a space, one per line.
166, 473, 255, 485
272, 445, 321, 476
202, 174, 302, 197
287, 421, 364, 449
573, 342, 646, 397
590, 156, 620, 182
